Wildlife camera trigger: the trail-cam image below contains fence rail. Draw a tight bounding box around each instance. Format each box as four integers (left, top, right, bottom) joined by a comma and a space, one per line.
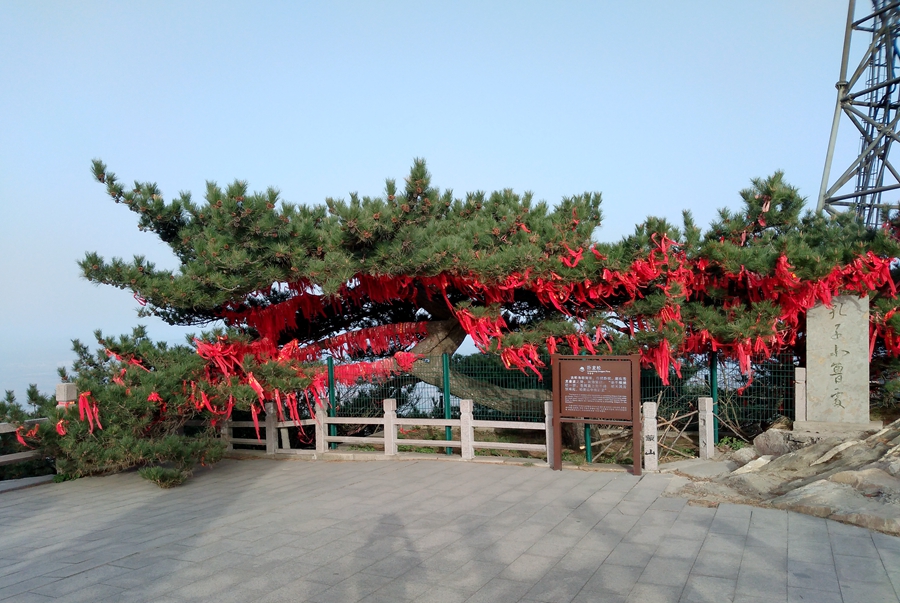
0, 419, 47, 467
221, 399, 554, 464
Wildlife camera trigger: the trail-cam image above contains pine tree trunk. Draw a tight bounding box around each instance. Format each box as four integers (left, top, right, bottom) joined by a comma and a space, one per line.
406, 319, 549, 414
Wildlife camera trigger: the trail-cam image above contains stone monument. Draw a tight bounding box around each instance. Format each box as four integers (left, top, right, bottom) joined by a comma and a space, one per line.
802, 295, 872, 427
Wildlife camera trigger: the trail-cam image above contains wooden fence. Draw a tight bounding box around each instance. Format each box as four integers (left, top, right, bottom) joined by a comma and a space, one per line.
222, 399, 554, 465
0, 419, 47, 467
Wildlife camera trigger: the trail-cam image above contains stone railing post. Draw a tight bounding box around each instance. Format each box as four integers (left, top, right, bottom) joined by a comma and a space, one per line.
698, 397, 715, 460
794, 367, 807, 422
279, 427, 291, 451
642, 402, 659, 472
315, 404, 327, 454
544, 401, 553, 468
221, 418, 234, 452
383, 398, 397, 456
460, 399, 474, 460
265, 402, 277, 456
55, 383, 76, 411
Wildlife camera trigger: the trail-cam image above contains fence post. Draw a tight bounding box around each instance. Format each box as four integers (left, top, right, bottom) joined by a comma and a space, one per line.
315, 403, 326, 455
265, 402, 277, 456
460, 399, 474, 460
442, 353, 453, 455
794, 367, 807, 422
544, 400, 553, 468
383, 398, 397, 456
279, 427, 291, 451
698, 397, 715, 460
642, 402, 659, 472
709, 351, 719, 444
327, 357, 337, 450
222, 417, 233, 452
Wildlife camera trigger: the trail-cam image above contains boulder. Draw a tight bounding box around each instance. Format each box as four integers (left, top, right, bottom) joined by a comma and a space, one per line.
730, 446, 758, 467
753, 428, 798, 457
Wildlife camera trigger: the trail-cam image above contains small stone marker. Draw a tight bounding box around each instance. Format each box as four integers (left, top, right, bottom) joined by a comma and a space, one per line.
56, 383, 76, 409
642, 402, 658, 472
698, 397, 715, 459
805, 295, 870, 425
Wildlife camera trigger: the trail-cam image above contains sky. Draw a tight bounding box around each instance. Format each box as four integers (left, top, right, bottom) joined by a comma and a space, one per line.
0, 0, 865, 400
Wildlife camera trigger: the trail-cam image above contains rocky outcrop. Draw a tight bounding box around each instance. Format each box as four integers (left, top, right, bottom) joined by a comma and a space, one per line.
666, 418, 900, 535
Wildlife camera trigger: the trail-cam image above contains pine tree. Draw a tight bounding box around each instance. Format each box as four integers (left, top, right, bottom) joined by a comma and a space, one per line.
79, 160, 900, 420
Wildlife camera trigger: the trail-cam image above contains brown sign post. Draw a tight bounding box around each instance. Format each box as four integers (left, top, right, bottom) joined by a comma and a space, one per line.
551, 354, 642, 475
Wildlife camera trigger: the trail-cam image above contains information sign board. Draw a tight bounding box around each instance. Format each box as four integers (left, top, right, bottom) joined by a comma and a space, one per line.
551, 354, 641, 474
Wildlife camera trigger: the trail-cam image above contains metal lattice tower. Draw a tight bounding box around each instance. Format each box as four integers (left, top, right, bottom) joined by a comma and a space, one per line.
818, 0, 900, 227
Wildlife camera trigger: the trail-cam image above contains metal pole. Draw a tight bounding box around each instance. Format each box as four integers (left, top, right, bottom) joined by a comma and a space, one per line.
818, 0, 856, 212
584, 424, 592, 464
327, 357, 337, 450
442, 353, 452, 455
709, 350, 719, 444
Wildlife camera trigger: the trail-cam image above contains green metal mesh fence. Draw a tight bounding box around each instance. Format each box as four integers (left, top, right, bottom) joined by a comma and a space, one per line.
324, 352, 798, 431
640, 354, 797, 427
717, 355, 796, 426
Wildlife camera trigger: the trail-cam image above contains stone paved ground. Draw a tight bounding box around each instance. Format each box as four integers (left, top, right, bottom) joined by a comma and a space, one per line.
1, 459, 898, 603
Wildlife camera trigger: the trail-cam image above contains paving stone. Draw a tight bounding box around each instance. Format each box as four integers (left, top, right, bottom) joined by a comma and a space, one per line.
834, 553, 893, 584
625, 581, 683, 603
359, 550, 423, 579
638, 556, 693, 588
307, 573, 393, 603
3, 460, 899, 603
466, 578, 533, 603
735, 569, 788, 598
255, 578, 332, 603
787, 541, 834, 565
524, 568, 594, 603
733, 595, 786, 603
744, 529, 787, 551
367, 579, 430, 602
653, 537, 702, 561
787, 559, 839, 592
787, 586, 843, 602
580, 563, 643, 595
829, 533, 880, 558
410, 584, 469, 603
498, 553, 557, 583
680, 574, 736, 603
839, 579, 900, 603
604, 542, 656, 568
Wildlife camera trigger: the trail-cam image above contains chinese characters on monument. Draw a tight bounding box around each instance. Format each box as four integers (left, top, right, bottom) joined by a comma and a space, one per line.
806, 295, 869, 424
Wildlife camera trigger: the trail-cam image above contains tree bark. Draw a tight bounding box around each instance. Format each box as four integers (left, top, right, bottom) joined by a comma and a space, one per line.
406, 319, 550, 414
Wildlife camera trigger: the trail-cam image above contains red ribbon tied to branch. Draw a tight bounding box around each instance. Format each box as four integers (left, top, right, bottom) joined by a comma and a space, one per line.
78, 391, 103, 433
15, 424, 40, 448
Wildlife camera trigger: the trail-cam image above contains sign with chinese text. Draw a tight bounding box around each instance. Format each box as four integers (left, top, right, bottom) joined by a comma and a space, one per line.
806, 295, 869, 424
551, 355, 641, 475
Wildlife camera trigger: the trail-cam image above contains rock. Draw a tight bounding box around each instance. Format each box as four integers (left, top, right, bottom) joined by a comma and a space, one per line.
810, 440, 860, 466
675, 480, 755, 507
730, 446, 758, 467
829, 467, 900, 501
753, 429, 798, 457
660, 459, 738, 479
731, 455, 773, 475
885, 458, 900, 477
724, 471, 788, 498
771, 480, 900, 535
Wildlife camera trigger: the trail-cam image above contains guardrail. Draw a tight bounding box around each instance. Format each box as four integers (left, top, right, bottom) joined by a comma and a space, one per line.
0, 419, 47, 466
220, 399, 554, 465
